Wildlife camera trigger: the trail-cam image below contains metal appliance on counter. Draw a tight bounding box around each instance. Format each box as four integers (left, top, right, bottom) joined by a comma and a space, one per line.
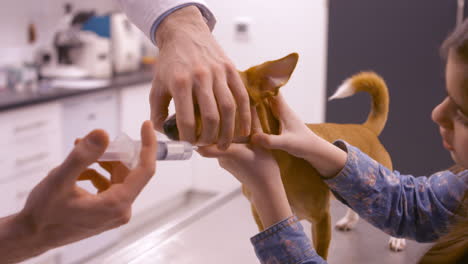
41, 7, 143, 82
69, 30, 112, 78
82, 12, 143, 75
110, 13, 142, 74
49, 9, 112, 79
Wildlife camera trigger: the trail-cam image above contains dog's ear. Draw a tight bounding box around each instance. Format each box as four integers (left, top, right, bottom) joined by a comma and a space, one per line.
248, 53, 299, 98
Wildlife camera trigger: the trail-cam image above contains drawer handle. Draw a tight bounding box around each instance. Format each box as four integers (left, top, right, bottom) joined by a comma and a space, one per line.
87, 113, 97, 120
94, 95, 113, 102
15, 152, 49, 167
14, 120, 47, 133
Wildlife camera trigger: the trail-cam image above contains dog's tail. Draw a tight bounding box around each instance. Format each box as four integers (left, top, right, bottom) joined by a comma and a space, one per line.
328, 72, 389, 135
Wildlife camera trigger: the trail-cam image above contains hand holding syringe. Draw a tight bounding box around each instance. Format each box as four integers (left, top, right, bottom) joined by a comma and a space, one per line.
98, 133, 197, 169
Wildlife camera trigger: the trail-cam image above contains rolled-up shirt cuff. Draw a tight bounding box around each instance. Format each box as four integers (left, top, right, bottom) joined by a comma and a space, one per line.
323, 140, 371, 206
251, 216, 322, 264
325, 140, 380, 192
150, 2, 216, 45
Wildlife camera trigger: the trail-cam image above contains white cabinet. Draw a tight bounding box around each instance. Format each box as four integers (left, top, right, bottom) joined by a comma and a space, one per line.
59, 90, 121, 264
62, 90, 120, 154
119, 84, 193, 217
119, 83, 152, 140
0, 102, 63, 263
0, 102, 62, 215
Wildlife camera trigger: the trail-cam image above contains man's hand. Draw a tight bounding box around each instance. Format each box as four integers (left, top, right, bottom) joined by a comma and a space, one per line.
152, 6, 251, 149
0, 121, 157, 263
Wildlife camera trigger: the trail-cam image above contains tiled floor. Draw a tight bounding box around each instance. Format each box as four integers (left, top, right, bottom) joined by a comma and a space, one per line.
120, 192, 433, 264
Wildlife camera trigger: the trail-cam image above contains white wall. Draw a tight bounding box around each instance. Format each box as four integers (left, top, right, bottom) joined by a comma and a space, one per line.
208, 0, 328, 123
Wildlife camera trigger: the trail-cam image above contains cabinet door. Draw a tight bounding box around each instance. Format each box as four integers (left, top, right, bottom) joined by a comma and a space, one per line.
0, 148, 16, 216
0, 102, 62, 216
0, 112, 14, 215
60, 90, 120, 264
62, 90, 119, 155
0, 103, 63, 263
120, 84, 193, 216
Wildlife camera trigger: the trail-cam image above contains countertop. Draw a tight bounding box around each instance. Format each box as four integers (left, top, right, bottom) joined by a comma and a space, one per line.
0, 69, 154, 112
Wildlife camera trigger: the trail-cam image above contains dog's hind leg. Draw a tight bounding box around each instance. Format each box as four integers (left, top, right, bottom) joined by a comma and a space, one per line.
312, 212, 332, 260
388, 237, 406, 252
251, 204, 265, 231
335, 208, 360, 231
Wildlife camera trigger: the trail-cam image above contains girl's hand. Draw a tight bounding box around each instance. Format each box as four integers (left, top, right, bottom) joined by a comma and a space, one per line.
251, 94, 319, 160
252, 93, 347, 178
198, 113, 293, 228
198, 143, 293, 228
198, 142, 280, 192
198, 110, 280, 192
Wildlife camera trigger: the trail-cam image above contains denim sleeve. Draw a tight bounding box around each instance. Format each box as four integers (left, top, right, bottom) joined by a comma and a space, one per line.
251, 216, 327, 264
325, 140, 468, 242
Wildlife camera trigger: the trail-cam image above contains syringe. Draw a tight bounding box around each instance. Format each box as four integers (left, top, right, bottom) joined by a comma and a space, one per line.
98, 133, 196, 169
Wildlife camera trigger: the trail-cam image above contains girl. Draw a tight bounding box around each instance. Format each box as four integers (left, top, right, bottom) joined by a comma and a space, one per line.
199, 19, 468, 264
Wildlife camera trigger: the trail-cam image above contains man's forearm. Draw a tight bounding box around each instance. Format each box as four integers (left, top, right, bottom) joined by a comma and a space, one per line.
155, 5, 210, 47
116, 0, 215, 45
0, 213, 47, 263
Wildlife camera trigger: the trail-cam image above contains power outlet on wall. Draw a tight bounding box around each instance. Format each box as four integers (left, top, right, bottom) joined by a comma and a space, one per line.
234, 17, 252, 43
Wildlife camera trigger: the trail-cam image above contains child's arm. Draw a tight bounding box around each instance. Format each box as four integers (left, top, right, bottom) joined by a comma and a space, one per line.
324, 141, 467, 242
198, 143, 326, 264
253, 94, 467, 242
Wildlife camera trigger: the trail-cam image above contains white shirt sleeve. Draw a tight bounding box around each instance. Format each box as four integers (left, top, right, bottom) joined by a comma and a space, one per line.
115, 0, 216, 45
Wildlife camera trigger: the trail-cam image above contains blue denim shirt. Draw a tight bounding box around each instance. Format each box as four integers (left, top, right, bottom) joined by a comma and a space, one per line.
251, 140, 468, 264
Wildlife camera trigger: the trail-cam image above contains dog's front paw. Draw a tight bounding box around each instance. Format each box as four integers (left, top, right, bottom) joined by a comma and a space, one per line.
388, 237, 406, 252
335, 214, 359, 231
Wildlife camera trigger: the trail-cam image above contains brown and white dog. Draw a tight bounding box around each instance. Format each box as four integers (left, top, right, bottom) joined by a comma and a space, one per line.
162, 53, 406, 258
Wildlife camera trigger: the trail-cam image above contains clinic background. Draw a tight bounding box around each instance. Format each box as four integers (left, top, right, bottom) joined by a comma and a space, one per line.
0, 0, 464, 263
